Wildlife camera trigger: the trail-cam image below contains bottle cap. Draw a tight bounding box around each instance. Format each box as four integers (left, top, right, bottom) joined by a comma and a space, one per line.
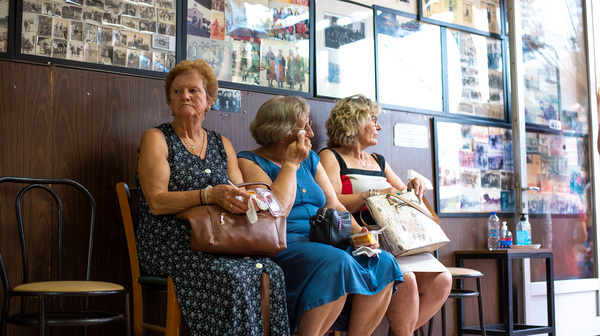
491, 212, 497, 215
520, 214, 527, 221
501, 221, 508, 228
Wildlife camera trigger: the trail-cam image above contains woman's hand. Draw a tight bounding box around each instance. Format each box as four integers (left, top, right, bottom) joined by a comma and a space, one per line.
350, 227, 380, 251
283, 132, 311, 167
406, 177, 427, 202
207, 185, 253, 214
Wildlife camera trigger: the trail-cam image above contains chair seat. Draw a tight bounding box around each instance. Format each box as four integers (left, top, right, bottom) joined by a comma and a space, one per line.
446, 267, 483, 277
13, 281, 124, 293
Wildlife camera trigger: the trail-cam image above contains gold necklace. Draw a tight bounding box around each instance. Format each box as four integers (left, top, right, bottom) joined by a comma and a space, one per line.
174, 125, 205, 155
345, 150, 367, 169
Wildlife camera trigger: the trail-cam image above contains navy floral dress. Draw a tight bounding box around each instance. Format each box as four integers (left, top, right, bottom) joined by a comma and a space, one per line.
136, 123, 290, 336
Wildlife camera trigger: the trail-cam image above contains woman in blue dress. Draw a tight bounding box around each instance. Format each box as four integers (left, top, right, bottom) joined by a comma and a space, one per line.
238, 96, 403, 335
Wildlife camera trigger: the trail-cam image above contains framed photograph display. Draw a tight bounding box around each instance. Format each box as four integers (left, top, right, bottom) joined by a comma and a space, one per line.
315, 0, 375, 100
524, 131, 589, 215
434, 118, 514, 216
186, 0, 310, 93
375, 7, 442, 113
355, 0, 416, 15
420, 0, 502, 35
19, 0, 177, 73
0, 0, 10, 55
446, 29, 505, 120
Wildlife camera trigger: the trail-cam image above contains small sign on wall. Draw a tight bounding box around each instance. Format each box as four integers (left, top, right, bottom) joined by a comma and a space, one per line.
393, 123, 429, 148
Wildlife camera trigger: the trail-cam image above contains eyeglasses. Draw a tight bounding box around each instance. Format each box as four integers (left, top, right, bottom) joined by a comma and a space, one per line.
370, 116, 378, 125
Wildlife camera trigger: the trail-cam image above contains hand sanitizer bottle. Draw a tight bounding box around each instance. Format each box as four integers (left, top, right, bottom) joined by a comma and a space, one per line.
499, 221, 513, 249
516, 214, 532, 245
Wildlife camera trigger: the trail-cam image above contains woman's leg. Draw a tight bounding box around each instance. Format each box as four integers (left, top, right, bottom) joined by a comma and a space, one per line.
412, 271, 452, 329
297, 295, 347, 336
260, 272, 271, 336
386, 272, 419, 336
387, 271, 452, 336
346, 282, 395, 336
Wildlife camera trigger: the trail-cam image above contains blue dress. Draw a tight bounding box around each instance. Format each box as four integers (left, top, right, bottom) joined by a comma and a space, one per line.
238, 150, 403, 332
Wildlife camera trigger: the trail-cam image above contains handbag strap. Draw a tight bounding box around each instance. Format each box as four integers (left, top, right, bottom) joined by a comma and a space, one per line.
235, 182, 272, 191
389, 194, 441, 224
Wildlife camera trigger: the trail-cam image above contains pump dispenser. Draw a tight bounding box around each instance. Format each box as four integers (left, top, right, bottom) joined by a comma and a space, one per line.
499, 221, 513, 248
516, 214, 532, 245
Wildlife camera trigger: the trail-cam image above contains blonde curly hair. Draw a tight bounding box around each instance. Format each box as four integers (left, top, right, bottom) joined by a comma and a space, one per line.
164, 59, 218, 105
325, 94, 381, 147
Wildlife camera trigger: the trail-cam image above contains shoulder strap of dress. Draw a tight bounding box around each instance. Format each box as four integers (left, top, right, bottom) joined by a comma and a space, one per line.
319, 148, 349, 172
371, 153, 386, 173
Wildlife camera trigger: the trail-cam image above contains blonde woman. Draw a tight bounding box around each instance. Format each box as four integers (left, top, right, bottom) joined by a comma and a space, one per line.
319, 94, 452, 336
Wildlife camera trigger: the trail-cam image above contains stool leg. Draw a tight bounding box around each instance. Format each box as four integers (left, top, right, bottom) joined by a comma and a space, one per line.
476, 278, 486, 336
441, 301, 447, 336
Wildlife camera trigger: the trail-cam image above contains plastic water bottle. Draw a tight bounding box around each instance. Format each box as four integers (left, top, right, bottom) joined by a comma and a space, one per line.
499, 221, 513, 248
516, 214, 532, 245
487, 212, 500, 250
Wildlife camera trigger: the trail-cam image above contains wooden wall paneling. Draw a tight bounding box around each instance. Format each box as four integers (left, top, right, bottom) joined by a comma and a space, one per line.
51, 66, 171, 336
0, 61, 55, 336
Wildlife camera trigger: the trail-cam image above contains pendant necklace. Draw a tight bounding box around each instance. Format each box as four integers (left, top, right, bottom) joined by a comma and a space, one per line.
345, 150, 367, 169
174, 125, 206, 156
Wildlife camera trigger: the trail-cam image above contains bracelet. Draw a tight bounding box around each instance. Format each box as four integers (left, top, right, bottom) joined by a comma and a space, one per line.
359, 191, 367, 200
204, 186, 212, 205
369, 189, 372, 197
199, 189, 204, 205
375, 189, 380, 196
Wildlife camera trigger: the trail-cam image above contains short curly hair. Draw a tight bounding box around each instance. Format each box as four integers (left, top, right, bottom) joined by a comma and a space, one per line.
250, 96, 310, 147
164, 59, 218, 105
325, 94, 381, 147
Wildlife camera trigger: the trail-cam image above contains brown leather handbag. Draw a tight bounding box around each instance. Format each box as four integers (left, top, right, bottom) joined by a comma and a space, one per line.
175, 182, 287, 257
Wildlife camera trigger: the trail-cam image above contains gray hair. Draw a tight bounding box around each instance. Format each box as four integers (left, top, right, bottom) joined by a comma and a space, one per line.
250, 96, 310, 147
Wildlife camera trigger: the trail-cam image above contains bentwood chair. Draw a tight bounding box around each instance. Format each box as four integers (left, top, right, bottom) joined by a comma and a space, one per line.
0, 177, 130, 336
116, 182, 181, 336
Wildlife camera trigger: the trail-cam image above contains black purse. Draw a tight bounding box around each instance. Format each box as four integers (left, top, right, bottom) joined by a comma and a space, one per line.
309, 207, 352, 248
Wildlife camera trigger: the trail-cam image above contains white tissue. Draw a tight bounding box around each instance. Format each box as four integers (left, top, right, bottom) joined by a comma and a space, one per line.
246, 194, 269, 223
352, 246, 382, 258
407, 169, 434, 190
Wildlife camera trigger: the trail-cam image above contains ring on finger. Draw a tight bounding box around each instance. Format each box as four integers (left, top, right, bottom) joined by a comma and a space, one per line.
229, 203, 233, 210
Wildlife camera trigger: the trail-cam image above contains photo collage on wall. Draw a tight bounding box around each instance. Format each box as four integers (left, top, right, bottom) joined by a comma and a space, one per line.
436, 121, 514, 214
525, 132, 588, 215
21, 0, 177, 71
421, 0, 501, 34
186, 0, 309, 91
0, 0, 8, 52
450, 30, 504, 119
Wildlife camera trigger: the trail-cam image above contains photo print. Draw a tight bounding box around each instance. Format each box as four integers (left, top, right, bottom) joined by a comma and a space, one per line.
224, 0, 271, 39
92, 44, 111, 64
157, 0, 173, 9
459, 187, 480, 212
84, 43, 99, 62
213, 88, 241, 112
24, 0, 43, 14
158, 8, 176, 24
86, 0, 105, 11
501, 191, 515, 212
439, 167, 459, 187
231, 37, 261, 85
36, 36, 52, 56
187, 35, 232, 81
105, 0, 122, 14
212, 0, 224, 11
473, 142, 488, 169
500, 172, 514, 191
324, 13, 365, 49
23, 13, 39, 34
269, 1, 309, 41
139, 18, 157, 33
153, 51, 168, 71
210, 10, 225, 40
43, 1, 62, 17
83, 8, 104, 25
112, 29, 128, 47
158, 22, 176, 36
52, 38, 68, 58
103, 12, 121, 26
260, 38, 308, 92
99, 27, 113, 45
121, 15, 139, 30
140, 5, 156, 20
459, 151, 474, 168
138, 0, 155, 7
481, 189, 501, 212
480, 170, 500, 189
37, 15, 53, 36
140, 50, 153, 70
127, 48, 140, 68
488, 134, 503, 152
460, 168, 480, 188
127, 32, 151, 50
152, 33, 174, 50
62, 5, 82, 21
488, 153, 503, 170
22, 33, 37, 54
123, 3, 139, 17
439, 187, 460, 212
113, 47, 127, 66
83, 23, 99, 43
68, 40, 84, 61
187, 0, 212, 37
